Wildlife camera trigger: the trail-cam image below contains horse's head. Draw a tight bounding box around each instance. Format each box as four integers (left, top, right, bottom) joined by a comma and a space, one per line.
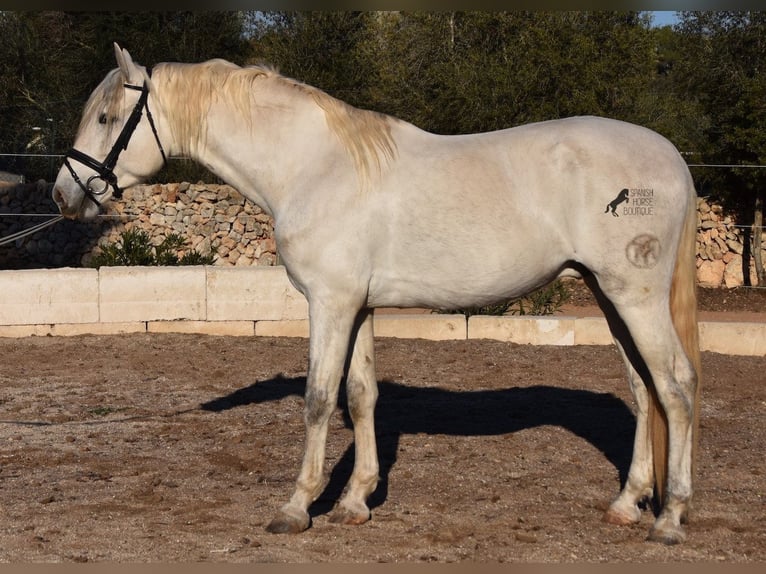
53, 44, 167, 220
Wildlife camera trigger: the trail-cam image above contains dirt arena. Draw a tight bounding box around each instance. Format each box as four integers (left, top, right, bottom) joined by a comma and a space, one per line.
0, 288, 764, 562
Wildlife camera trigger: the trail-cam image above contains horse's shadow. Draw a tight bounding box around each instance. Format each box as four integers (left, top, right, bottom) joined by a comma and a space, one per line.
201, 375, 635, 519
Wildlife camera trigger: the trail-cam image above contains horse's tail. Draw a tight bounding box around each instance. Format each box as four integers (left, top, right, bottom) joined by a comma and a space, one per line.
650, 177, 701, 505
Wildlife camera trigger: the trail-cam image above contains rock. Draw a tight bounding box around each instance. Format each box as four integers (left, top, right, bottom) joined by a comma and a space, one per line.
723, 255, 743, 288
697, 259, 725, 288
726, 239, 744, 255
198, 238, 212, 255
262, 237, 277, 253
197, 191, 218, 202
708, 242, 723, 260
227, 250, 241, 265
149, 213, 165, 226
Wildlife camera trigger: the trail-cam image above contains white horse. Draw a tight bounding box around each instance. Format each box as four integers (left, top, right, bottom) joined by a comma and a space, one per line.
53, 44, 701, 545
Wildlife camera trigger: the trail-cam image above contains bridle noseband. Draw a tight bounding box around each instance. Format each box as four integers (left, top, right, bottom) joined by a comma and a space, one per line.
64, 73, 167, 207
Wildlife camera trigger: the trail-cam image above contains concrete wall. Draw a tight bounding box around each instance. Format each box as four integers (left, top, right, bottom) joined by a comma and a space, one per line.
0, 266, 762, 356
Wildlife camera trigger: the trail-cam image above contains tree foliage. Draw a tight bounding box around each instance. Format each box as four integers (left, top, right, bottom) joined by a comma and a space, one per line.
0, 11, 251, 182
673, 11, 766, 284
2, 10, 765, 281
249, 12, 660, 134
674, 13, 766, 200
2, 10, 758, 178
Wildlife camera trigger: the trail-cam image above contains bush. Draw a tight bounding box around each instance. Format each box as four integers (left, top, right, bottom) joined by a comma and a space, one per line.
90, 229, 216, 268
507, 280, 571, 316
436, 279, 571, 318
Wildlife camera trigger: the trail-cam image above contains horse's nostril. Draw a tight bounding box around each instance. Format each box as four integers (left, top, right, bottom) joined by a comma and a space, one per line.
52, 187, 77, 218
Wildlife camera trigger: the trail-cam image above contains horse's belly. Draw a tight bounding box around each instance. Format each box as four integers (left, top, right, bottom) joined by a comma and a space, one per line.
367, 255, 562, 310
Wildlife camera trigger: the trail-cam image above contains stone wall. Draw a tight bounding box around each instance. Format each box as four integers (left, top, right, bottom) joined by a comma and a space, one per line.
1, 181, 763, 288
104, 182, 278, 267
0, 182, 276, 269
695, 197, 764, 288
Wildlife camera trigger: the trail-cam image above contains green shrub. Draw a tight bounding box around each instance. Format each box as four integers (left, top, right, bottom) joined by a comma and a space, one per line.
508, 280, 571, 316
436, 279, 571, 318
90, 229, 216, 268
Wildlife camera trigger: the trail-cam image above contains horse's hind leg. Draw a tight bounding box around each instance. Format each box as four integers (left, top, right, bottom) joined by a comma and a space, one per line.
603, 340, 655, 525
603, 297, 697, 544
585, 275, 656, 525
330, 309, 380, 525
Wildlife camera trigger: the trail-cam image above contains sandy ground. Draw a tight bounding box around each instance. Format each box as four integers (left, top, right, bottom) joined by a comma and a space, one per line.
0, 321, 763, 562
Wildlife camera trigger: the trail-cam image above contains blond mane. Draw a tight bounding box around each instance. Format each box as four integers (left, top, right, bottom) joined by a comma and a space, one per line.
152, 60, 397, 187
290, 78, 397, 187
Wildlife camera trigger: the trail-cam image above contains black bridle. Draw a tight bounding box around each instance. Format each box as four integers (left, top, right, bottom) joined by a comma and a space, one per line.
63, 76, 167, 206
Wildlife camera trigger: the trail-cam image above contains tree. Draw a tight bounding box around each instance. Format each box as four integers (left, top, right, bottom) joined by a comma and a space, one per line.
0, 12, 252, 183
676, 11, 766, 285
247, 11, 661, 136
248, 11, 379, 110
642, 23, 709, 154
0, 12, 75, 179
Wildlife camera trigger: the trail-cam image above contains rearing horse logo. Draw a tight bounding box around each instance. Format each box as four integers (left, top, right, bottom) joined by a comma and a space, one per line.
605, 188, 630, 216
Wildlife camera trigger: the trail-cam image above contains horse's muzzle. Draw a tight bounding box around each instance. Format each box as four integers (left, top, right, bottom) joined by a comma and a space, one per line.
52, 185, 94, 220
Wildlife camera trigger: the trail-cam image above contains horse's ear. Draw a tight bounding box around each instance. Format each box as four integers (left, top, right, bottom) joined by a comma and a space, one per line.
113, 42, 139, 82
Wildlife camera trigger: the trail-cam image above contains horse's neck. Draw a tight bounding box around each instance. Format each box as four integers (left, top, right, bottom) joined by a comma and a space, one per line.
158, 69, 344, 218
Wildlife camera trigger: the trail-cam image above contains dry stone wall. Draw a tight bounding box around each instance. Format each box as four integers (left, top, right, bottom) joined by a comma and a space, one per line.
695, 197, 764, 288
0, 181, 763, 288
0, 182, 276, 269
104, 182, 277, 268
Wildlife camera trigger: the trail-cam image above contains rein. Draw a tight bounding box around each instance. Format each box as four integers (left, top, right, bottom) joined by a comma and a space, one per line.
63, 71, 167, 207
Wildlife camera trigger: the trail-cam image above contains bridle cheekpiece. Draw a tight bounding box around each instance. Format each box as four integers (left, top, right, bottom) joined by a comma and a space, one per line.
63, 72, 167, 207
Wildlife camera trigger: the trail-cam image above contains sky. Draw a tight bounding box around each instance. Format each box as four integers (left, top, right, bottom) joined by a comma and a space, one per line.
650, 11, 682, 27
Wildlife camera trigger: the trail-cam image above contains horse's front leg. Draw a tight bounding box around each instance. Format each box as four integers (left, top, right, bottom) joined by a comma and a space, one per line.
266, 298, 358, 534
330, 309, 379, 525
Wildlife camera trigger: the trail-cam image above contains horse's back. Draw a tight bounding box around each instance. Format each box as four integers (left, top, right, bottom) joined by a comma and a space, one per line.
365, 116, 694, 309
389, 116, 691, 227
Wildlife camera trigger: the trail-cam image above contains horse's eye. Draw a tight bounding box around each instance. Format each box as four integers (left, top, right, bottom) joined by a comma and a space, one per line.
98, 113, 108, 125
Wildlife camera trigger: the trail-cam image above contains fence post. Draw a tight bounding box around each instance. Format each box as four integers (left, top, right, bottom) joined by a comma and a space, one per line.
754, 191, 764, 286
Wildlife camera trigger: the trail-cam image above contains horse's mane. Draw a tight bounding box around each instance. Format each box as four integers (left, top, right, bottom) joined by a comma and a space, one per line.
153, 59, 397, 186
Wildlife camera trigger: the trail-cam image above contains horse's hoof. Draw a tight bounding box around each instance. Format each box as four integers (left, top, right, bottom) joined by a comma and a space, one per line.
648, 523, 687, 545
265, 509, 310, 534
328, 503, 371, 525
602, 504, 640, 526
